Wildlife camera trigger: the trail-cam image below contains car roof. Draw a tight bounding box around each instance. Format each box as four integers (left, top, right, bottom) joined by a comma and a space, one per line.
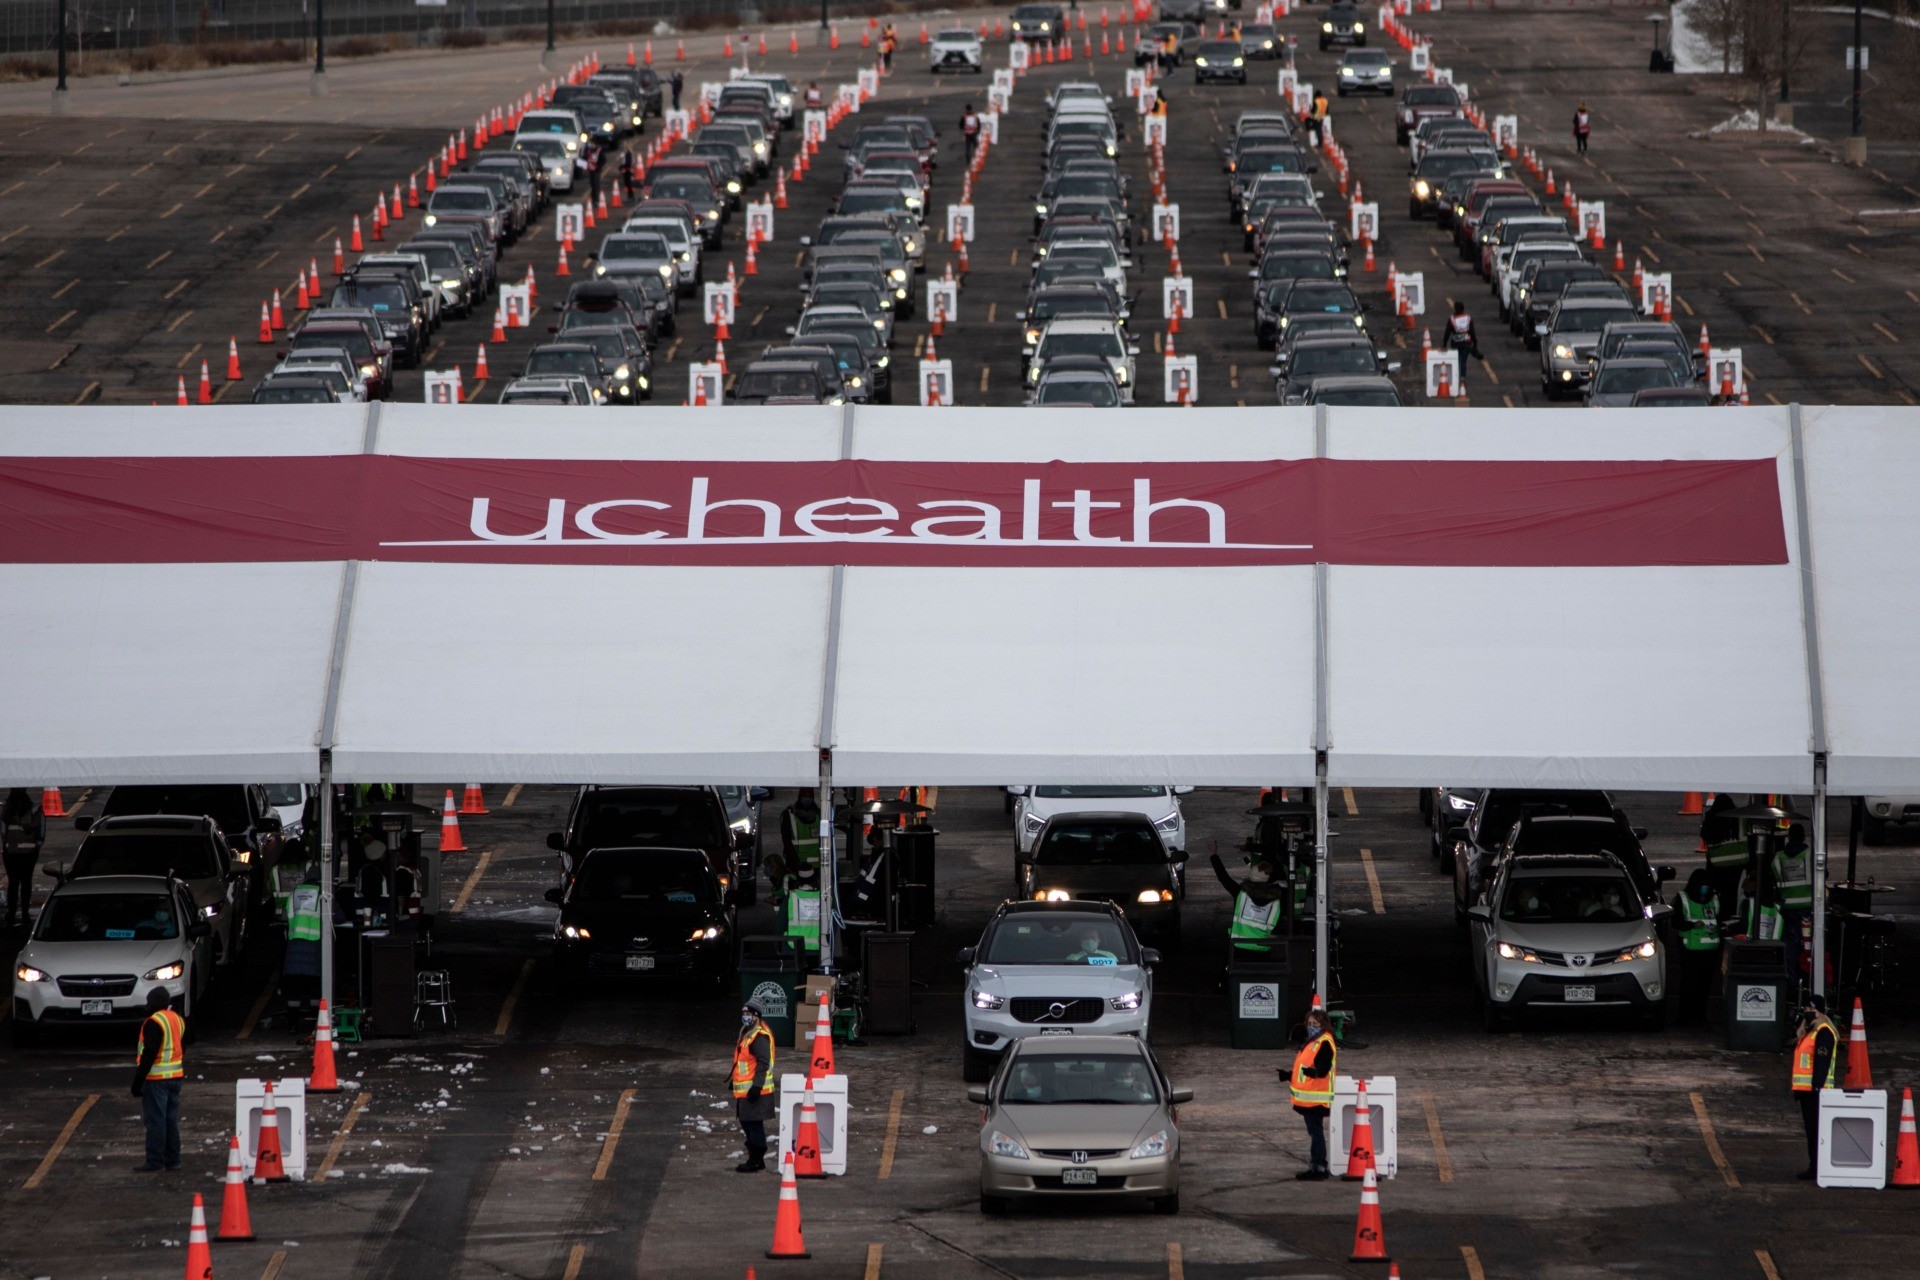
1507, 852, 1629, 874
47, 873, 182, 896
1308, 375, 1396, 391
994, 898, 1125, 918
1009, 1034, 1151, 1059
88, 814, 216, 834
1040, 317, 1121, 333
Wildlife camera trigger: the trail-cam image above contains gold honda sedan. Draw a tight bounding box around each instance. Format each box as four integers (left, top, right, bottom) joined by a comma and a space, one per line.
970, 1034, 1190, 1215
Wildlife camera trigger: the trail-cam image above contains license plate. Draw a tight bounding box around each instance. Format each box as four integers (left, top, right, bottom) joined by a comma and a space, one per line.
1039, 1027, 1074, 1036
626, 955, 655, 971
81, 999, 113, 1016
1564, 985, 1596, 1003
1061, 1167, 1098, 1186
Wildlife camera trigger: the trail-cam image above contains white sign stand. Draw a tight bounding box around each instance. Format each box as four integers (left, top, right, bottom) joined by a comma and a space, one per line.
234, 1079, 308, 1181
1349, 202, 1379, 243
1164, 355, 1198, 405
500, 281, 532, 329
704, 282, 736, 329
1577, 199, 1606, 245
424, 370, 463, 404
1818, 1089, 1888, 1189
1161, 275, 1193, 324
1640, 271, 1674, 315
1395, 270, 1426, 320
1330, 1076, 1398, 1179
776, 1073, 849, 1176
947, 203, 976, 244
688, 361, 724, 406
1152, 202, 1180, 244
555, 202, 585, 244
1708, 347, 1744, 398
927, 279, 959, 327
1425, 348, 1462, 398
920, 359, 955, 406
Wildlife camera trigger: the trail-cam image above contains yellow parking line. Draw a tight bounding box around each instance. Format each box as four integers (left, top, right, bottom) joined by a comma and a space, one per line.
1341, 787, 1358, 816
1873, 323, 1898, 344
24, 1094, 98, 1189
166, 310, 194, 333
501, 783, 523, 807
561, 1244, 586, 1280
1461, 1245, 1486, 1280
236, 968, 281, 1041
1167, 1243, 1185, 1280
1690, 1092, 1740, 1189
593, 1088, 638, 1181
44, 310, 75, 333
1420, 1091, 1454, 1183
260, 1250, 288, 1280
1359, 848, 1384, 914
864, 1244, 884, 1280
451, 850, 493, 914
146, 249, 172, 270
979, 365, 990, 394
51, 278, 78, 300
1755, 1249, 1783, 1280
315, 1091, 371, 1180
1858, 355, 1885, 381
34, 248, 63, 269
878, 1087, 905, 1180
495, 957, 534, 1036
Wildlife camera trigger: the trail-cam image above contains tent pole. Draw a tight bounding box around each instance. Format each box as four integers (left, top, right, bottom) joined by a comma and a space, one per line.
318, 751, 334, 1014
818, 750, 836, 971
1811, 755, 1827, 1001
1313, 755, 1329, 1006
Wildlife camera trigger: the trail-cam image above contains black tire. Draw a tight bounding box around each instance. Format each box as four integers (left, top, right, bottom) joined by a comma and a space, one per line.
1482, 1000, 1505, 1033
1152, 1192, 1180, 1215
1641, 1003, 1667, 1032
962, 1042, 998, 1083
980, 1193, 1011, 1215
11, 1018, 38, 1048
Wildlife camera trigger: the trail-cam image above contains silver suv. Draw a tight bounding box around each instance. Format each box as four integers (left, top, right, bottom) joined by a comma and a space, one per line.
931, 28, 985, 73
958, 901, 1158, 1082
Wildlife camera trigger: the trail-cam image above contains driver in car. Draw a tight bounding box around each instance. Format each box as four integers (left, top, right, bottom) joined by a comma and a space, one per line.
1066, 928, 1116, 963
1110, 1062, 1153, 1103
1581, 886, 1626, 921
1008, 1064, 1046, 1103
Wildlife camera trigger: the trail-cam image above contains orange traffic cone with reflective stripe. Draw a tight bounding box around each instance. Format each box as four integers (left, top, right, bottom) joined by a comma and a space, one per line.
258, 302, 274, 344
793, 1082, 826, 1178
184, 1194, 215, 1280
1343, 1080, 1377, 1180
41, 787, 66, 818
1893, 1088, 1920, 1188
460, 783, 489, 815
226, 337, 243, 382
215, 1135, 255, 1242
767, 1153, 811, 1258
309, 998, 341, 1092
1844, 997, 1873, 1089
197, 360, 213, 405
807, 993, 835, 1080
1349, 1167, 1388, 1263
439, 789, 467, 853
255, 1082, 290, 1182
1679, 791, 1704, 816
474, 345, 491, 381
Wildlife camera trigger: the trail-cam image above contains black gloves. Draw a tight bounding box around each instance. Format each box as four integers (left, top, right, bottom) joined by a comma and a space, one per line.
747, 1086, 763, 1102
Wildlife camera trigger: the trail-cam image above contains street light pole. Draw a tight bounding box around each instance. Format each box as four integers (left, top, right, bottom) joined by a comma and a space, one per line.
1777, 0, 1791, 124
52, 0, 70, 114
544, 0, 557, 69
1846, 0, 1865, 164
311, 0, 328, 97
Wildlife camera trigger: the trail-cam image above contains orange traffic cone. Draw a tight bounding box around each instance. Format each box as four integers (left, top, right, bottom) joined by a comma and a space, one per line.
185, 1193, 215, 1280
408, 173, 420, 207
215, 1135, 255, 1242
676, 38, 686, 60
390, 183, 403, 220
41, 786, 66, 818
793, 1081, 826, 1178
557, 244, 571, 277
474, 344, 491, 381
1349, 1167, 1388, 1263
759, 31, 768, 55
491, 308, 507, 343
333, 237, 346, 274
1613, 240, 1625, 271
258, 302, 274, 344
715, 339, 729, 373
767, 1153, 811, 1259
197, 360, 213, 405
255, 1082, 290, 1182
790, 30, 800, 54
270, 289, 286, 331
350, 215, 364, 252
725, 33, 735, 56
439, 789, 467, 853
806, 993, 835, 1080
176, 375, 190, 406
1343, 1080, 1377, 1180
460, 783, 489, 815
224, 337, 242, 381
744, 241, 759, 275
583, 201, 595, 231
309, 998, 341, 1092
1679, 792, 1704, 816
1893, 1088, 1920, 1188
775, 169, 788, 209
645, 39, 653, 64
1363, 240, 1376, 272
1844, 998, 1873, 1089
371, 200, 384, 241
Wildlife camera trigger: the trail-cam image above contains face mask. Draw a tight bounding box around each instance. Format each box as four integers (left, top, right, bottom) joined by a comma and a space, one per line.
741, 1011, 758, 1027
1249, 867, 1272, 883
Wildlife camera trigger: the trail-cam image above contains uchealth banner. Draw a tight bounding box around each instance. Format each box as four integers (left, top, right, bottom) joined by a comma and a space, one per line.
0, 456, 1788, 568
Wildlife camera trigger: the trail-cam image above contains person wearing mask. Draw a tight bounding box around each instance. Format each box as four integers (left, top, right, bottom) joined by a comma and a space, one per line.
805, 81, 823, 110
1671, 869, 1720, 1024
731, 1000, 778, 1172
1773, 823, 1815, 960
1211, 851, 1285, 952
1572, 101, 1591, 155
670, 69, 685, 111
961, 104, 981, 161
1790, 993, 1838, 1179
1289, 1003, 1337, 1179
1066, 927, 1117, 963
1008, 1064, 1046, 1103
2, 787, 44, 927
1446, 299, 1480, 361
131, 987, 186, 1171
1308, 91, 1329, 148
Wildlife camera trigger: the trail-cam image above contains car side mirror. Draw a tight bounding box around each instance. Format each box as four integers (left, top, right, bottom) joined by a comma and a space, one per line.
1141, 947, 1162, 966
966, 1086, 990, 1105
1385, 361, 1402, 373
546, 832, 566, 851
1170, 850, 1190, 864
1005, 785, 1028, 796
955, 946, 976, 967
544, 887, 565, 905
1534, 323, 1549, 336
42, 861, 64, 882
1247, 270, 1259, 279
1445, 826, 1469, 844
1658, 864, 1678, 883
1169, 1086, 1194, 1105
73, 815, 94, 832
1466, 905, 1491, 924
750, 786, 772, 801
798, 235, 812, 246
189, 921, 213, 940
256, 814, 283, 835
1632, 827, 1650, 840
1172, 785, 1195, 795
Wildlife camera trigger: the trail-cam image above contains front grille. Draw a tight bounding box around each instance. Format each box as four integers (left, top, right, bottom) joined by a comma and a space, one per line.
57, 975, 137, 998
1010, 996, 1105, 1025
1036, 1174, 1131, 1189
1034, 1148, 1123, 1160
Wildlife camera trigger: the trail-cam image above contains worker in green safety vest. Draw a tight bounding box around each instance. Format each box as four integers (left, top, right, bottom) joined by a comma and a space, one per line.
764, 790, 822, 909
1772, 823, 1814, 966
1737, 867, 1782, 941
1699, 793, 1750, 916
1671, 869, 1720, 1024
282, 869, 325, 1031
1210, 852, 1286, 953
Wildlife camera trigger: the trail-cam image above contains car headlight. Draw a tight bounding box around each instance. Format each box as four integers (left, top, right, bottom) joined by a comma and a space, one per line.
1262, 39, 1274, 48
632, 114, 643, 126
706, 210, 720, 222
1104, 143, 1116, 156
1415, 180, 1430, 197
1561, 369, 1574, 381
889, 268, 907, 284
1447, 793, 1474, 811
847, 375, 863, 388
1038, 21, 1050, 30
601, 122, 614, 132
145, 961, 186, 982
201, 902, 222, 919
1130, 1129, 1170, 1159
1153, 813, 1180, 834
1341, 67, 1356, 77
876, 355, 889, 368
1022, 814, 1046, 835
562, 925, 592, 939
1323, 21, 1334, 31
726, 180, 742, 194
973, 989, 1006, 1010
1033, 888, 1072, 902
1378, 67, 1391, 76
636, 375, 649, 389
1495, 941, 1540, 962
1029, 367, 1041, 384
1115, 365, 1129, 384
989, 1130, 1030, 1159
1036, 203, 1048, 214
1110, 990, 1144, 1012
595, 265, 609, 277
1634, 940, 1659, 959
15, 964, 50, 983
1135, 889, 1172, 904
1553, 344, 1573, 359
1196, 57, 1208, 66
1354, 23, 1366, 31
753, 142, 767, 155
565, 140, 578, 153
1234, 57, 1245, 66
691, 926, 722, 941
360, 364, 378, 378
613, 364, 632, 381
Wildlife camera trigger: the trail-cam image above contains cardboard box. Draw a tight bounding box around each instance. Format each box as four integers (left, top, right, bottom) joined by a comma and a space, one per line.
803, 974, 837, 1007
793, 999, 824, 1051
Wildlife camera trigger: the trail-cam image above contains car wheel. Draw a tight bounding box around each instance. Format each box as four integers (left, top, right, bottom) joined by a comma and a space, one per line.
11, 1017, 39, 1048
1641, 1003, 1667, 1032
1152, 1192, 1180, 1215
962, 1042, 998, 1083
980, 1193, 1012, 1215
1408, 201, 1423, 220
1482, 1000, 1505, 1033
1439, 843, 1455, 876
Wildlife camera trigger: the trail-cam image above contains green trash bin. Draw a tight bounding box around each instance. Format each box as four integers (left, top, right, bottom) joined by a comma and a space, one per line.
1723, 939, 1790, 1051
739, 935, 803, 1048
1228, 945, 1291, 1049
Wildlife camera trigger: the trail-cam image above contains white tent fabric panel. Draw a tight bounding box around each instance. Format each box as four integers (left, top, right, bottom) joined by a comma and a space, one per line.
846, 407, 1316, 461
328, 563, 831, 784
1325, 405, 1793, 462
1324, 564, 1814, 791
1803, 407, 1920, 792
0, 406, 368, 456
829, 565, 1319, 786
0, 561, 342, 786
376, 403, 850, 459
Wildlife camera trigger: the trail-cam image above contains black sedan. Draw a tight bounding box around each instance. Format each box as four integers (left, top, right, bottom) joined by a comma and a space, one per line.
547, 846, 736, 987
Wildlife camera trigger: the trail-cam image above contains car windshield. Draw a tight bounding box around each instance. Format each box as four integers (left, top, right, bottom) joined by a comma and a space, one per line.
1406, 85, 1459, 106
1288, 284, 1357, 312
1262, 255, 1337, 282
1554, 304, 1636, 334
575, 850, 715, 903
1240, 149, 1305, 173
1200, 40, 1241, 55
1421, 153, 1487, 179
938, 28, 974, 39
648, 178, 712, 202
263, 785, 304, 807
1595, 365, 1677, 394
294, 330, 373, 361
72, 834, 220, 881
578, 795, 725, 851
330, 282, 408, 312
527, 350, 600, 377
982, 916, 1131, 965
102, 786, 247, 831
839, 191, 905, 216
603, 235, 671, 259
1001, 1054, 1158, 1105
38, 893, 180, 942
739, 369, 822, 398
433, 189, 494, 211
256, 385, 334, 404
1347, 51, 1389, 66
515, 139, 568, 160
1037, 379, 1119, 406
1619, 345, 1692, 378
502, 391, 574, 404
1501, 875, 1638, 924
1035, 823, 1163, 865
1476, 791, 1611, 842
1294, 345, 1378, 376
1033, 786, 1167, 799
1040, 331, 1122, 359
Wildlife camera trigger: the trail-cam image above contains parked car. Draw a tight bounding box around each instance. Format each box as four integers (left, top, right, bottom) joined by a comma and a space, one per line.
1015, 814, 1186, 941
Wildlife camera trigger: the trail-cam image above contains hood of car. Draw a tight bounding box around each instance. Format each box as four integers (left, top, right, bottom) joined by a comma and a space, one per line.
20, 937, 183, 974
1495, 918, 1652, 954
972, 963, 1147, 996
1029, 796, 1172, 824
1025, 864, 1172, 898
993, 1103, 1164, 1150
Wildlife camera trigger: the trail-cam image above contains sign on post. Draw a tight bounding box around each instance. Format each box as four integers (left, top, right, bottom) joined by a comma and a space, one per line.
1577, 200, 1606, 246
803, 109, 828, 147
555, 202, 586, 244
1164, 355, 1199, 406
988, 85, 1011, 114
665, 108, 692, 138
994, 67, 1017, 94
920, 358, 955, 406
1277, 68, 1297, 98
858, 67, 879, 99
1708, 347, 1744, 399
1640, 271, 1674, 315
746, 200, 775, 245
1493, 114, 1518, 154
947, 203, 976, 244
1291, 83, 1312, 116
1009, 40, 1031, 71
1161, 275, 1194, 324
423, 370, 463, 404
981, 111, 1001, 145
1424, 348, 1462, 398
1152, 202, 1180, 244
927, 278, 959, 328
500, 281, 532, 329
1126, 68, 1148, 100
838, 83, 860, 112
700, 81, 724, 107
704, 282, 736, 329
1349, 201, 1379, 244
688, 361, 724, 406
1410, 42, 1429, 72
1395, 270, 1426, 319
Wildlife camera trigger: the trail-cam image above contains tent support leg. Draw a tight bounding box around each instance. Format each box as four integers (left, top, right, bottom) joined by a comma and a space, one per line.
818, 751, 836, 971
318, 753, 334, 1015
1313, 756, 1329, 1007
1811, 755, 1827, 1001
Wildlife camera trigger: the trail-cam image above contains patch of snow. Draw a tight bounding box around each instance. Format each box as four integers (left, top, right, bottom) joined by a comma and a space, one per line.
381, 1162, 431, 1175
921, 1125, 939, 1135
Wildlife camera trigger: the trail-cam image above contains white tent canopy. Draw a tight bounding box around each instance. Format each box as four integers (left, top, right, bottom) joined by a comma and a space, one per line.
1, 403, 1912, 793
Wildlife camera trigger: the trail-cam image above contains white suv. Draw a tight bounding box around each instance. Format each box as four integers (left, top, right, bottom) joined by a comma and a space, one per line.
1467, 853, 1668, 1032
931, 28, 985, 74
958, 901, 1158, 1081
1009, 786, 1190, 858
1862, 796, 1920, 844
1026, 317, 1139, 403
